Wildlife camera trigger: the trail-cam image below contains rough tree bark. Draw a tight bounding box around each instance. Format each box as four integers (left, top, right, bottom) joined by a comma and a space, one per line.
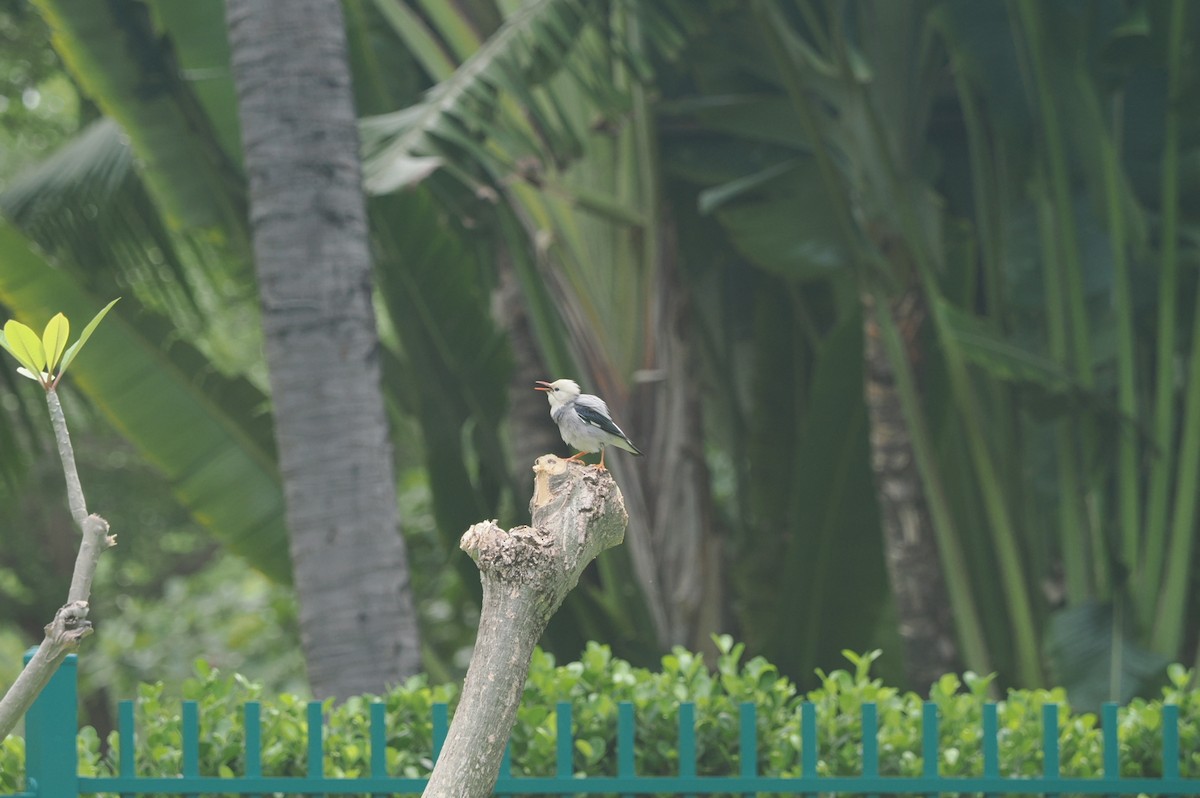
423, 456, 628, 798
862, 288, 961, 690
225, 0, 421, 697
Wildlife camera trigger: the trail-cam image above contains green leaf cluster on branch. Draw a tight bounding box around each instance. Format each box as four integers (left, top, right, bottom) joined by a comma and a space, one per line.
2, 640, 1196, 792
0, 299, 118, 391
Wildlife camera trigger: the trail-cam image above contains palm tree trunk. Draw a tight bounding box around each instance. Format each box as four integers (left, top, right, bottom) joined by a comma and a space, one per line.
225, 0, 421, 698
862, 288, 961, 690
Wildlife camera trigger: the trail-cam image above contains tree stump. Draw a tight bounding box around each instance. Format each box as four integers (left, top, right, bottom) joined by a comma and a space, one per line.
422, 455, 628, 798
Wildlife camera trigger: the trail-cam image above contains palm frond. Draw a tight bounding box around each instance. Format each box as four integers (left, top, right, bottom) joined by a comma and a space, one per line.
1, 118, 262, 380
362, 0, 589, 193
361, 0, 701, 195
32, 0, 246, 233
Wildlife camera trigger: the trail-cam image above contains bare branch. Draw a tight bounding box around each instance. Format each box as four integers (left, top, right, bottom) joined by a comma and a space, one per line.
0, 389, 113, 739
69, 514, 115, 604
46, 388, 88, 528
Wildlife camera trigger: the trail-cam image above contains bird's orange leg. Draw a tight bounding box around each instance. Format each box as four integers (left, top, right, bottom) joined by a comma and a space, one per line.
597, 448, 607, 470
564, 451, 587, 462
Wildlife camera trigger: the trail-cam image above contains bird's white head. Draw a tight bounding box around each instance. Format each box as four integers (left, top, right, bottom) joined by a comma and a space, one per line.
534, 378, 581, 410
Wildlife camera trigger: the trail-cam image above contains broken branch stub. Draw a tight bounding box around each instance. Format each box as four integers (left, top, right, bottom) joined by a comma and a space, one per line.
422, 455, 628, 798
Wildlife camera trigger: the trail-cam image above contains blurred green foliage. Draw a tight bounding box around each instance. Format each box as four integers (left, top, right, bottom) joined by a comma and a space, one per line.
0, 0, 80, 180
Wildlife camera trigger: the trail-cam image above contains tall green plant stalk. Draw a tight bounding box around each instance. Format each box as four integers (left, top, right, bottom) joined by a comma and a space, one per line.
1034, 184, 1090, 603
1141, 0, 1186, 629
1152, 277, 1200, 654
1015, 0, 1108, 598
926, 296, 1043, 684
948, 51, 1009, 390
1097, 106, 1140, 583
945, 47, 1054, 601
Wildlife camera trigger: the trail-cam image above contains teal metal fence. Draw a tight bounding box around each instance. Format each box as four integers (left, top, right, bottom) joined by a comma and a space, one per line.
4, 653, 1198, 796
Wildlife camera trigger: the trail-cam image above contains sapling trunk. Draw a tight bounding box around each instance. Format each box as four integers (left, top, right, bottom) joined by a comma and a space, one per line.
0, 389, 115, 740
422, 456, 628, 798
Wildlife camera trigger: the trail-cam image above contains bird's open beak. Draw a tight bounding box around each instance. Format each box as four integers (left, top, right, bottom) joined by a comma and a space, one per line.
534, 380, 552, 392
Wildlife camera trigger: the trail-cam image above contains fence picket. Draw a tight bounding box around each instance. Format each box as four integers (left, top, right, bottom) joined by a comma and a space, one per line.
617, 701, 634, 798
369, 701, 386, 797
1043, 703, 1060, 777
738, 701, 756, 798
862, 701, 878, 798
1164, 703, 1180, 779
801, 700, 817, 797
983, 701, 999, 798
555, 701, 572, 780
1103, 702, 1119, 798
1043, 702, 1060, 798
181, 701, 198, 798
921, 702, 938, 798
496, 739, 512, 794
1102, 702, 1119, 778
432, 701, 448, 762
679, 701, 697, 798
305, 701, 323, 798
21, 652, 76, 798
117, 699, 135, 798
243, 701, 261, 798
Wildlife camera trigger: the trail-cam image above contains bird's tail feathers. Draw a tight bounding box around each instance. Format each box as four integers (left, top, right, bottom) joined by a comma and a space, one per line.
615, 438, 642, 456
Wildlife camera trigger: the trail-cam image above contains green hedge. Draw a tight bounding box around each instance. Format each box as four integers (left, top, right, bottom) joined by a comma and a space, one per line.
2, 637, 1198, 791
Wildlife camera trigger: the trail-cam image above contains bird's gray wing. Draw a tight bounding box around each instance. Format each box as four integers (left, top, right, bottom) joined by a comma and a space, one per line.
574, 401, 630, 441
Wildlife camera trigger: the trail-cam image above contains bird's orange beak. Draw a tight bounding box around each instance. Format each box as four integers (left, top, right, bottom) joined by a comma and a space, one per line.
534, 380, 552, 392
